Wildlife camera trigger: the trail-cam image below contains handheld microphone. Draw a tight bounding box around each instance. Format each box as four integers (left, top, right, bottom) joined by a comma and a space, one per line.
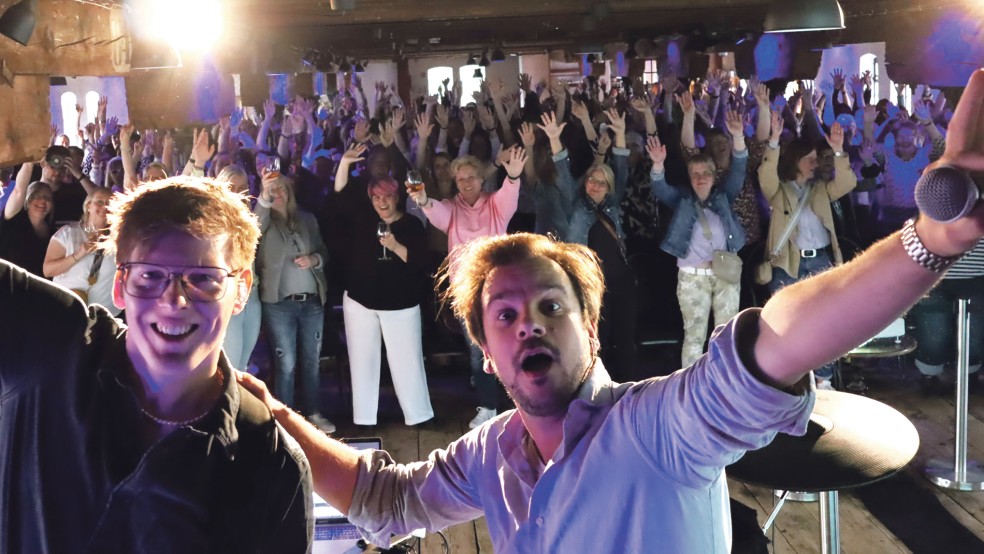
914, 165, 981, 223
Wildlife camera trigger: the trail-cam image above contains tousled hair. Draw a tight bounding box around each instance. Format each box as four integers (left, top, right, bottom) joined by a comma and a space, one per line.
440, 233, 605, 346
106, 176, 260, 272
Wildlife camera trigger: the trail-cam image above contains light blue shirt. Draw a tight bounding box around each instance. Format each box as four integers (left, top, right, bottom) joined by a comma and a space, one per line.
347, 309, 814, 553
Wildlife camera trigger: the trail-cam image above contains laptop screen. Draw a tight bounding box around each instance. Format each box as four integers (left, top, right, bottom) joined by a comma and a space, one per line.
313, 437, 381, 523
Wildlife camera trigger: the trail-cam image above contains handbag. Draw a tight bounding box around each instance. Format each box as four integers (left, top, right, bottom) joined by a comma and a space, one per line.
695, 202, 743, 285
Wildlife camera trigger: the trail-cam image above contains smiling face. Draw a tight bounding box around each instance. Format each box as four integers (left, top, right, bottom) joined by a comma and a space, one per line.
26, 184, 53, 221
455, 164, 483, 205
688, 161, 716, 201
113, 229, 250, 380
480, 257, 595, 418
371, 191, 400, 221
84, 189, 112, 229
585, 168, 610, 205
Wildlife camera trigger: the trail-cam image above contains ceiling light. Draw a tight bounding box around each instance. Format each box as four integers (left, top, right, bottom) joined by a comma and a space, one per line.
0, 0, 37, 46
465, 53, 477, 66
491, 47, 505, 62
763, 0, 844, 33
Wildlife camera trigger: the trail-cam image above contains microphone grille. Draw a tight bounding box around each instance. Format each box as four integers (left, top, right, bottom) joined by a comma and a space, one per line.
914, 165, 979, 223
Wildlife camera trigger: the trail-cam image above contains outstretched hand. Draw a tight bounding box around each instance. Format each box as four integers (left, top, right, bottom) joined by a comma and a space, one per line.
501, 146, 528, 179
645, 135, 667, 167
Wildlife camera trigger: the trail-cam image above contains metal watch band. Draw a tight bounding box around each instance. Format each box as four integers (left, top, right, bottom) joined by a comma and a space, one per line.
900, 217, 961, 273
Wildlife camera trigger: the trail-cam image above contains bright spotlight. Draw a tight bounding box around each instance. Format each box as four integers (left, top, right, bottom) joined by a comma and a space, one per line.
135, 0, 224, 52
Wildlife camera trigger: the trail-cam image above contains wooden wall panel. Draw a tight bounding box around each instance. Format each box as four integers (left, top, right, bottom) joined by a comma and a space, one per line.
0, 76, 52, 165
0, 0, 125, 77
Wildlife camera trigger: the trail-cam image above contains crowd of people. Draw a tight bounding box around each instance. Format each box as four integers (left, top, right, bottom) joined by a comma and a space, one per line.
1, 64, 980, 435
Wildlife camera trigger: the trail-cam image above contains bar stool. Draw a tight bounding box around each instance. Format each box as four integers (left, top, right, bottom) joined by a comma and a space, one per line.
925, 295, 984, 490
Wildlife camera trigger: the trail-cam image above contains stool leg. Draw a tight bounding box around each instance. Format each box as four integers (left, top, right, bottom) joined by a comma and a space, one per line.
819, 491, 840, 554
926, 298, 984, 490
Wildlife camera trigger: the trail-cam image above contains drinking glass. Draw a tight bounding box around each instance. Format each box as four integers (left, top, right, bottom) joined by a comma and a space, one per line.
377, 221, 391, 260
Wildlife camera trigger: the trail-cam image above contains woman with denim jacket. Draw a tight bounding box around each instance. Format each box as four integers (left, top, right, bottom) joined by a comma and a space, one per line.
537, 110, 636, 380
649, 110, 749, 367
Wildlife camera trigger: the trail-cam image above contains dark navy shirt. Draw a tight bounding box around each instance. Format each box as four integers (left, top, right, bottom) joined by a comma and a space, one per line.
0, 259, 313, 553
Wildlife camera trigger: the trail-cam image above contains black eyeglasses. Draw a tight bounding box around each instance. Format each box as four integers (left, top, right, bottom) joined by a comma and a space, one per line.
118, 262, 241, 302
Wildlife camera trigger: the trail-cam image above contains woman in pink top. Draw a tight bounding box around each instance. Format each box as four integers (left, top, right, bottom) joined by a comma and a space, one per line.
408, 147, 528, 429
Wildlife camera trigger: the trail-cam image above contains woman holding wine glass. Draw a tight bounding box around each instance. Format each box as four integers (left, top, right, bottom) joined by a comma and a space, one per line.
332, 145, 435, 427
255, 171, 335, 433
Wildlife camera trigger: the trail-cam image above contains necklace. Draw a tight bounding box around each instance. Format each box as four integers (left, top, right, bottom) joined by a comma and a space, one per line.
138, 371, 225, 427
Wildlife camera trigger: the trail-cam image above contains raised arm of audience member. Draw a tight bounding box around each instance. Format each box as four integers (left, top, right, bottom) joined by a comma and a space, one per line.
96, 95, 107, 136
389, 108, 411, 164
593, 132, 612, 166
678, 91, 698, 150
489, 79, 516, 146
661, 73, 679, 125
704, 71, 724, 125
257, 98, 275, 151
458, 109, 476, 159
278, 108, 298, 160
759, 110, 785, 200
849, 73, 867, 110
333, 144, 368, 193
631, 96, 658, 136
799, 82, 825, 146
537, 112, 576, 217
161, 131, 175, 175
518, 122, 538, 184
604, 108, 630, 201
434, 104, 450, 153
752, 79, 772, 142
3, 163, 33, 220
119, 123, 139, 190
414, 113, 434, 171
551, 81, 568, 127
217, 114, 232, 156
182, 128, 215, 177
571, 99, 598, 142
913, 99, 945, 153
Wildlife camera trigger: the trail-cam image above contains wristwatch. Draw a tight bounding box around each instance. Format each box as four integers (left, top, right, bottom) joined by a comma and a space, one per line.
833, 150, 847, 158
900, 217, 962, 273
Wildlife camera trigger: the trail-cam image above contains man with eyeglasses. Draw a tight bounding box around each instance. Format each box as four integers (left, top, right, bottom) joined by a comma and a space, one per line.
0, 177, 312, 553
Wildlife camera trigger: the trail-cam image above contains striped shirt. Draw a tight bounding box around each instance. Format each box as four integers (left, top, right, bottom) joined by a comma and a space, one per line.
946, 239, 984, 280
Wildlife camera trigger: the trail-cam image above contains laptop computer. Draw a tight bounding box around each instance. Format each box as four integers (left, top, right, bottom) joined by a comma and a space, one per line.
313, 437, 379, 554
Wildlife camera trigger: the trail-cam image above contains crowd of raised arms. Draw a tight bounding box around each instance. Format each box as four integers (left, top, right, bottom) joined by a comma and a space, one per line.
0, 65, 971, 430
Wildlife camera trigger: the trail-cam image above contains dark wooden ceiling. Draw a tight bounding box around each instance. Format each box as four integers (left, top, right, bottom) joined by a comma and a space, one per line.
228, 0, 965, 60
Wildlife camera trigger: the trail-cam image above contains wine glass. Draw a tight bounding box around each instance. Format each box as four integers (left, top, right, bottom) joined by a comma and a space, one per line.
406, 169, 424, 193
377, 221, 391, 260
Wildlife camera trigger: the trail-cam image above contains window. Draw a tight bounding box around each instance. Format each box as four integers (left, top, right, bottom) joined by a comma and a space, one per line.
427, 66, 454, 98
860, 53, 879, 103
59, 92, 78, 147
642, 59, 658, 85
458, 65, 484, 107
85, 91, 101, 126
890, 82, 912, 113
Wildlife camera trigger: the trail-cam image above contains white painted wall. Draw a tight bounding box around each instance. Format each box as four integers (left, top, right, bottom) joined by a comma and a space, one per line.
816, 42, 890, 102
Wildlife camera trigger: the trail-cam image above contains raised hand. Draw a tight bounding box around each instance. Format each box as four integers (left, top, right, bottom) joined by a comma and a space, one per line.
536, 111, 567, 141
800, 81, 815, 110
191, 128, 216, 166
859, 137, 876, 164
677, 91, 695, 116
462, 109, 476, 136
571, 98, 590, 119
104, 116, 119, 137
340, 143, 367, 165
75, 103, 83, 116
630, 97, 650, 114
119, 122, 134, 145
862, 70, 872, 87
501, 145, 528, 179
603, 108, 626, 136
415, 112, 434, 140
831, 68, 846, 91
263, 98, 276, 123
597, 132, 612, 154
378, 119, 396, 147
231, 107, 244, 129
519, 72, 532, 92
646, 135, 667, 167
913, 99, 933, 124
477, 105, 495, 130
753, 81, 770, 106
770, 109, 783, 141
863, 105, 877, 127
390, 107, 406, 131
519, 121, 536, 148
704, 69, 724, 97
434, 104, 449, 129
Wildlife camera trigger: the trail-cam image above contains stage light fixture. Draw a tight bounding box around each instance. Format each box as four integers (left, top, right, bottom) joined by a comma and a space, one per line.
479, 52, 491, 67
0, 0, 37, 46
491, 47, 505, 62
338, 57, 352, 72
466, 53, 477, 66
764, 0, 844, 33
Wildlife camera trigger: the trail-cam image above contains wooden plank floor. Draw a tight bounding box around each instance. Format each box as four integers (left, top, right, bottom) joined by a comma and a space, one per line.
320, 352, 984, 553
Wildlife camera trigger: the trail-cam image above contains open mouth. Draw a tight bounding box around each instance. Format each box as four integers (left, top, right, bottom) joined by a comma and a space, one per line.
152, 323, 198, 340
520, 348, 556, 372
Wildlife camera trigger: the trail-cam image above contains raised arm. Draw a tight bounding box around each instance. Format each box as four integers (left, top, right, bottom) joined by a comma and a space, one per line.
3, 162, 33, 220
414, 112, 434, 170
333, 144, 367, 193
752, 79, 772, 142
647, 135, 682, 208
119, 123, 139, 190
758, 110, 783, 200
678, 91, 697, 150
754, 69, 984, 388
571, 99, 597, 142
